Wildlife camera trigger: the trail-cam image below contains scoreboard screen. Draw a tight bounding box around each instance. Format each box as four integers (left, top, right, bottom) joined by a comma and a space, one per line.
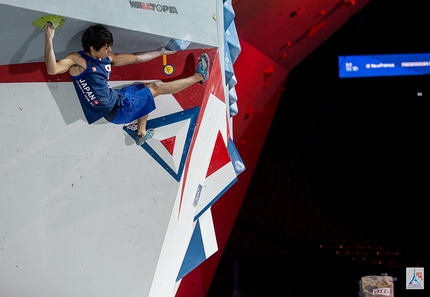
338, 53, 430, 78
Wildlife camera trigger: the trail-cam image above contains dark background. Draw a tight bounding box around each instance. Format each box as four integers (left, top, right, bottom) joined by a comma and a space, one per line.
209, 0, 429, 296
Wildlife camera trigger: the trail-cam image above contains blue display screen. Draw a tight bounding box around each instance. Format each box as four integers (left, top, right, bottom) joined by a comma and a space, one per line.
338, 53, 430, 78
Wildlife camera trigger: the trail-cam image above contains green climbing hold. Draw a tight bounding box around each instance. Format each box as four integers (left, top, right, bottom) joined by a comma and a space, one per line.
32, 15, 65, 29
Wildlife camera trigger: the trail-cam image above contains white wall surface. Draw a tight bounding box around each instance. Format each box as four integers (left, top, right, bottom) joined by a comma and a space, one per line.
0, 81, 183, 296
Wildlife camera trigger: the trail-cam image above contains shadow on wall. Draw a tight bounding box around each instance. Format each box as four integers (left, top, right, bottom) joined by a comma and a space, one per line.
7, 27, 100, 126
8, 27, 83, 72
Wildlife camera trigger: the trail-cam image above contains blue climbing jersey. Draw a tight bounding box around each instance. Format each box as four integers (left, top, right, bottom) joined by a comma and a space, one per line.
71, 51, 119, 124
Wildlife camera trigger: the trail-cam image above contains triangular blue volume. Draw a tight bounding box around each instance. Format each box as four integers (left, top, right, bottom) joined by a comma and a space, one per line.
176, 220, 206, 281
123, 106, 201, 181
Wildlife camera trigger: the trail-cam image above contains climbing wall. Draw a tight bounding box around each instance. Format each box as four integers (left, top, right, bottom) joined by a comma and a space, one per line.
0, 0, 245, 296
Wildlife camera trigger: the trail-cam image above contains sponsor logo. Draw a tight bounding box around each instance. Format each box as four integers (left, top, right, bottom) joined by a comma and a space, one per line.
406, 267, 424, 290
129, 1, 178, 13
365, 63, 395, 69
372, 288, 391, 296
345, 62, 358, 72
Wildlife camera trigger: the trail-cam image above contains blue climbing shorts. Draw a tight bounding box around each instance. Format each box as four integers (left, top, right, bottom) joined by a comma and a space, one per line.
106, 84, 156, 124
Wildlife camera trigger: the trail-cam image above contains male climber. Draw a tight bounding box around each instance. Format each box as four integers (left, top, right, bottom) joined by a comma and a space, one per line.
44, 23, 209, 145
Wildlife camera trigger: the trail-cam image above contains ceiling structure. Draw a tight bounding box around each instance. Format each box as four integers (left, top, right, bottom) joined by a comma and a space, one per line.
209, 1, 430, 296
232, 0, 366, 72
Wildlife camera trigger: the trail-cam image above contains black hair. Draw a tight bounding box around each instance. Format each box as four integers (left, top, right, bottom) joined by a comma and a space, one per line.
81, 24, 114, 52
